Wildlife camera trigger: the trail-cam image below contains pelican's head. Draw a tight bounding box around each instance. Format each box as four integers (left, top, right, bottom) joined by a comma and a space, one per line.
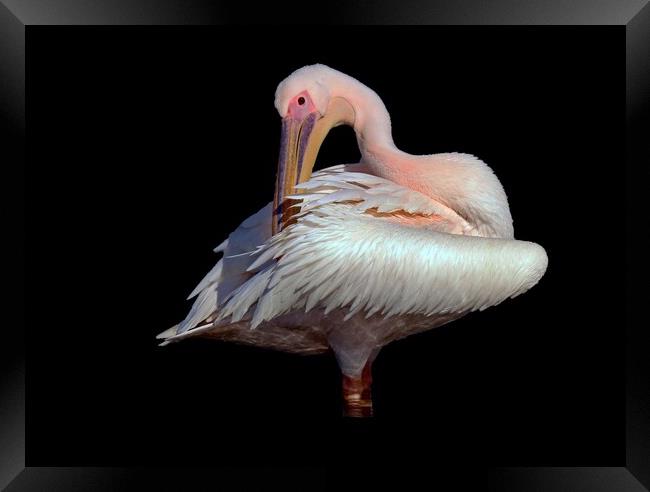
272, 64, 356, 234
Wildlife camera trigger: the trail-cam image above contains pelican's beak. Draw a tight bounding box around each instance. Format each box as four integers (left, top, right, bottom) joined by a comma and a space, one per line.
273, 97, 355, 234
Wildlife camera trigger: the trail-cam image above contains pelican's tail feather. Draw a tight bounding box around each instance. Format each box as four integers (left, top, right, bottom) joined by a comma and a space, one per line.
166, 202, 274, 339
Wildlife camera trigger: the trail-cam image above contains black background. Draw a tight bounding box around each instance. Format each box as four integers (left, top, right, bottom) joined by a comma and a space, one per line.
27, 27, 624, 468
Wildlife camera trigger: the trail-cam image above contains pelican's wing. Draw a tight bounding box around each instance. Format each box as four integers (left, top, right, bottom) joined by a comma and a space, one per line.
163, 165, 547, 341
213, 168, 547, 328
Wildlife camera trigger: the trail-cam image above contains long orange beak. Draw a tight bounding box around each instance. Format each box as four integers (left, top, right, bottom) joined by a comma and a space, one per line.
272, 97, 355, 235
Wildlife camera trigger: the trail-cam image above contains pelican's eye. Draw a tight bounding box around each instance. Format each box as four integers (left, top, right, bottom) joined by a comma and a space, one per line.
297, 96, 306, 106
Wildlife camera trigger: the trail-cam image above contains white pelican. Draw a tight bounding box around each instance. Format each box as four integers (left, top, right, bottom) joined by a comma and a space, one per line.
158, 64, 548, 417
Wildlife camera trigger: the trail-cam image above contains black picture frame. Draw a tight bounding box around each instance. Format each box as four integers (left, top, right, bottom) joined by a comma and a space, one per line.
1, 1, 648, 490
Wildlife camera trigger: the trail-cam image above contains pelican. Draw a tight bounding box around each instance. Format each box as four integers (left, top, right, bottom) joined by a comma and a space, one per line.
158, 64, 548, 417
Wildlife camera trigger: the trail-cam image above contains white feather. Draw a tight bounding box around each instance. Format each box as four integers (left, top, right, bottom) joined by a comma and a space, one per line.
162, 164, 546, 347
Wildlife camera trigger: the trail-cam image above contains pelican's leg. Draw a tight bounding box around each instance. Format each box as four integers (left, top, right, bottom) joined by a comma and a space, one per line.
328, 324, 381, 418
342, 362, 372, 417
341, 349, 379, 418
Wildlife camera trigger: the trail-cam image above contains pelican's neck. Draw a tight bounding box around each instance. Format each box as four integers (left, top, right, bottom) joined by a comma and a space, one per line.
333, 80, 413, 181
324, 73, 397, 161
352, 96, 396, 158
346, 90, 408, 183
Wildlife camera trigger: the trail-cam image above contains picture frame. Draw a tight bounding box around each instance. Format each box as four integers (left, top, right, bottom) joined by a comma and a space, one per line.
2, 1, 648, 490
